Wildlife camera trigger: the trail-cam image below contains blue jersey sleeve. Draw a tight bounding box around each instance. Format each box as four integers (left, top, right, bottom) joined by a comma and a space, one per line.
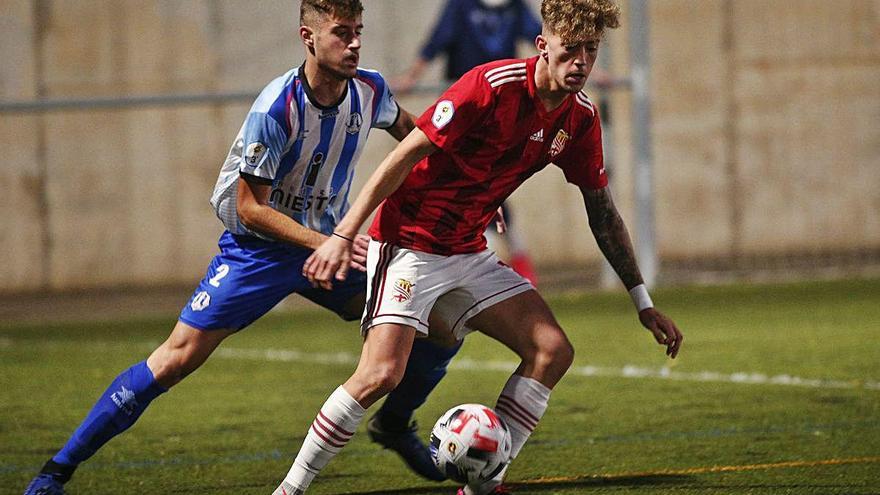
239, 73, 296, 181
239, 112, 289, 181
359, 69, 400, 129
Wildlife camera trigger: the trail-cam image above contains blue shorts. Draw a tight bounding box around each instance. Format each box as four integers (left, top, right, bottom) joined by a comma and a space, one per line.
179, 231, 367, 331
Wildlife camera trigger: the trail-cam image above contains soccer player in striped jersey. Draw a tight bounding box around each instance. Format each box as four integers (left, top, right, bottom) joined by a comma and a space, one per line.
23, 1, 456, 493
277, 1, 683, 494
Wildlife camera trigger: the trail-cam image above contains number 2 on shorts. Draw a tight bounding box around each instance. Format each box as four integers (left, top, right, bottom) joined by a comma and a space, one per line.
209, 264, 230, 287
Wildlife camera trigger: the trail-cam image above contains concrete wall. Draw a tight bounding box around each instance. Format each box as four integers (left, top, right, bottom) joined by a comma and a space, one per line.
1, 0, 43, 291
1, 0, 878, 292
646, 0, 880, 261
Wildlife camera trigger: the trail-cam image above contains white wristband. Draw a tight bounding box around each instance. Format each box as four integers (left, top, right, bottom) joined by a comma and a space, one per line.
628, 284, 654, 312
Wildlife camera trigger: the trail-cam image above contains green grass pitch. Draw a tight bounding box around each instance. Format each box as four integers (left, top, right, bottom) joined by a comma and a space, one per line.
1, 278, 878, 494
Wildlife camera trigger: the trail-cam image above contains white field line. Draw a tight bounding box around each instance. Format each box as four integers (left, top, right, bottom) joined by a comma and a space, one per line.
211, 346, 880, 392
3, 337, 878, 391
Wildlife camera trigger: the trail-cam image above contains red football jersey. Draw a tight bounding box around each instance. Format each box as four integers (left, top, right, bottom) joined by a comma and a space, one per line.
369, 56, 607, 255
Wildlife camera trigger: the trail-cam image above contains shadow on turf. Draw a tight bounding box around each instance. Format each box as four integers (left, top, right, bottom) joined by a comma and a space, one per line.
346, 473, 694, 494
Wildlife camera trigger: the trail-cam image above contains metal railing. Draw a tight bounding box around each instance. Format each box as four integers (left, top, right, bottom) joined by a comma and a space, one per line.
0, 80, 629, 114
0, 91, 260, 114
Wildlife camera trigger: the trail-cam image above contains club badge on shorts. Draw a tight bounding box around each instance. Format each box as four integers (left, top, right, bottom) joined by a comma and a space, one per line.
392, 278, 414, 302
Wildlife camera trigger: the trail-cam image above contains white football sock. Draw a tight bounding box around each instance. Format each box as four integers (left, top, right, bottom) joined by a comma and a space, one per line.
465, 375, 551, 494
276, 386, 365, 493
495, 374, 551, 458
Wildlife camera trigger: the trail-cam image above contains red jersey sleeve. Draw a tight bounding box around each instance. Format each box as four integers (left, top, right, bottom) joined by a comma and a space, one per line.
415, 68, 494, 152
553, 110, 608, 190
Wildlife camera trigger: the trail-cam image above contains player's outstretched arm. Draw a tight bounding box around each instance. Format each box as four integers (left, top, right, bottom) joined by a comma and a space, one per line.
303, 128, 438, 288
237, 174, 326, 250
581, 185, 683, 358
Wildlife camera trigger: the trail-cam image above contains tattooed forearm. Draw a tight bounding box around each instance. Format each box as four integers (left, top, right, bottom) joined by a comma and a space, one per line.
582, 187, 644, 289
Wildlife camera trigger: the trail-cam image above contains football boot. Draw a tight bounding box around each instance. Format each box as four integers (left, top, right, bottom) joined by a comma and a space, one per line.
366, 413, 446, 481
455, 485, 512, 495
23, 474, 66, 495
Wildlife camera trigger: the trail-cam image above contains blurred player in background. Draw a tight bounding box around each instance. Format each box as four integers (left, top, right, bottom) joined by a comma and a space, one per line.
393, 0, 542, 94
394, 0, 542, 284
274, 0, 683, 494
24, 1, 457, 493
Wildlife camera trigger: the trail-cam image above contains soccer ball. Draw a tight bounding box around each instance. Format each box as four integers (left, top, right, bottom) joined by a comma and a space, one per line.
429, 404, 512, 484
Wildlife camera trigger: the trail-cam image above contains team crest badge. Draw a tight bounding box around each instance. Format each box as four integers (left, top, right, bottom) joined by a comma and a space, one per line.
346, 112, 363, 134
432, 100, 455, 129
549, 129, 570, 157
391, 278, 414, 302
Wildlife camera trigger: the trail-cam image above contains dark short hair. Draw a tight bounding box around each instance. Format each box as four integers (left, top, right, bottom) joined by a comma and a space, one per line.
300, 0, 364, 27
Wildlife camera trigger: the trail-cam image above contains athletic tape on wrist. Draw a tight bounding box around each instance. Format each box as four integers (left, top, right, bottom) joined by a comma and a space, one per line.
628, 284, 654, 312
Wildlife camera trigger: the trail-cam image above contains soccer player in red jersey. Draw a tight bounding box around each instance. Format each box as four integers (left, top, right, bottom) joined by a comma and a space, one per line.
274, 1, 683, 493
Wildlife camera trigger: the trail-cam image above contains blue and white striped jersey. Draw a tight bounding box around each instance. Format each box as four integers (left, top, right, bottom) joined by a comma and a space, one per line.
211, 65, 399, 237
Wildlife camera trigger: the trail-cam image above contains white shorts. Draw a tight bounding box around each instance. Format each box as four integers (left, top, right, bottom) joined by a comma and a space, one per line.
361, 239, 534, 339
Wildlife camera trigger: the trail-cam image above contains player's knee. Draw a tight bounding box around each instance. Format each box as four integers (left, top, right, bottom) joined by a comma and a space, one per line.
147, 355, 187, 388
554, 339, 575, 374
364, 362, 406, 397
147, 347, 200, 388
534, 330, 574, 376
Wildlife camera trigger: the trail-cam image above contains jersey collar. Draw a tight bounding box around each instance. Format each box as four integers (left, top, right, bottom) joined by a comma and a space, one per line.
299, 62, 350, 111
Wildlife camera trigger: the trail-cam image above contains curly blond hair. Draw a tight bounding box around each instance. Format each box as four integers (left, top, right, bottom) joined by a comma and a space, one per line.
300, 0, 363, 26
541, 0, 621, 43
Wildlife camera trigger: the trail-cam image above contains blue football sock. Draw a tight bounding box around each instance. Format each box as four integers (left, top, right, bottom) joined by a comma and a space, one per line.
52, 361, 167, 467
379, 339, 462, 427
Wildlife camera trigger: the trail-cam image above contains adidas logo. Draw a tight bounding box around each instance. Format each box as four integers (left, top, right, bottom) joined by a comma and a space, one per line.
111, 385, 139, 416
530, 129, 544, 142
